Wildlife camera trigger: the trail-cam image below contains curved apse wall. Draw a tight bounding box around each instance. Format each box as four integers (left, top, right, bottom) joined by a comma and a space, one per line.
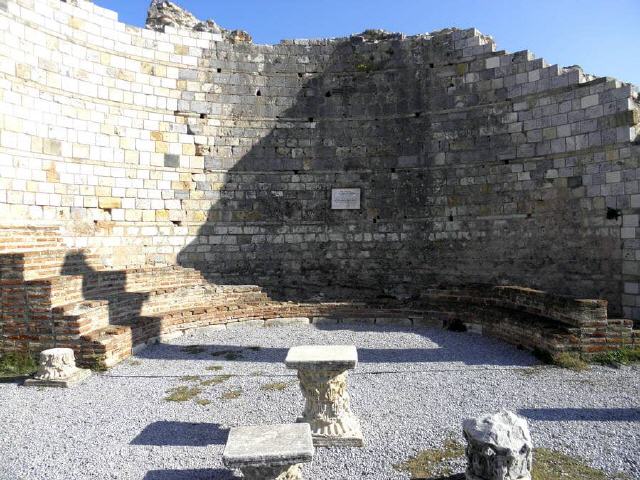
1, 0, 639, 318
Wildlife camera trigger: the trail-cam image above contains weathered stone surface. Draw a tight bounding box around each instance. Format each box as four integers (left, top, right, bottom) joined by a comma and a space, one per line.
286, 345, 363, 446
285, 345, 357, 370
223, 423, 313, 479
24, 348, 91, 388
265, 317, 310, 328
463, 410, 533, 480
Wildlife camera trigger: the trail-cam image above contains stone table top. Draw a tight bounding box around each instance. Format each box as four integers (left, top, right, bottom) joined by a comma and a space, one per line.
285, 345, 358, 370
223, 423, 314, 468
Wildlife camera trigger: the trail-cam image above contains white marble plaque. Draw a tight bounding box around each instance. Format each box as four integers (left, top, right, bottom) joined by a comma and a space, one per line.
331, 188, 361, 210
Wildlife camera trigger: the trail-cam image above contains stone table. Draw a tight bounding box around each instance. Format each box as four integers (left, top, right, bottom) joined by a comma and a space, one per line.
24, 348, 91, 388
463, 410, 533, 480
285, 345, 364, 447
223, 423, 314, 480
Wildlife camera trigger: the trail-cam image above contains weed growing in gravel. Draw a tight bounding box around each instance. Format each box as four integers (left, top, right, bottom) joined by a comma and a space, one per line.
195, 398, 212, 406
181, 345, 206, 355
394, 437, 464, 478
200, 374, 233, 386
533, 346, 640, 370
590, 347, 640, 367
221, 388, 243, 400
0, 352, 37, 378
128, 360, 142, 366
164, 386, 202, 402
179, 375, 201, 382
252, 370, 266, 376
396, 442, 631, 480
532, 448, 631, 480
211, 349, 243, 360
205, 365, 224, 371
260, 381, 291, 391
552, 352, 589, 371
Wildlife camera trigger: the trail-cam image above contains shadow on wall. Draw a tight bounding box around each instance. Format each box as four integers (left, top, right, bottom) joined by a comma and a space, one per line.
61, 251, 150, 326
176, 36, 434, 301
175, 33, 614, 306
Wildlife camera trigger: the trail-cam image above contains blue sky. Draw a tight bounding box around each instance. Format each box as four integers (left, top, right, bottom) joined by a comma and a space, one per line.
94, 0, 639, 85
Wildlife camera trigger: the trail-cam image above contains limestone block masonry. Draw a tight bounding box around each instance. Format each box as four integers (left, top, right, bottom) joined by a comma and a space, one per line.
0, 0, 639, 367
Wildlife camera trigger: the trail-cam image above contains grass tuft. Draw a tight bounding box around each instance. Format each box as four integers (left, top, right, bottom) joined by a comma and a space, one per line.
200, 374, 233, 386
0, 352, 38, 378
532, 448, 630, 480
179, 375, 201, 382
552, 352, 589, 371
396, 442, 631, 480
181, 345, 206, 355
260, 381, 291, 392
195, 398, 212, 406
164, 386, 202, 402
394, 437, 464, 478
220, 388, 243, 400
205, 365, 224, 371
590, 347, 640, 367
211, 349, 244, 360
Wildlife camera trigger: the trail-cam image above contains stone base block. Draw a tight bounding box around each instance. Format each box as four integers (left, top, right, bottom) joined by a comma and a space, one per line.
24, 368, 91, 388
265, 317, 310, 327
298, 417, 364, 448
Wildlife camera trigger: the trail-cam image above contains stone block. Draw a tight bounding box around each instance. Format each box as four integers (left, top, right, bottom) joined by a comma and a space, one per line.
164, 154, 180, 168
227, 319, 265, 329
285, 345, 358, 370
375, 317, 412, 327
265, 317, 310, 328
223, 423, 314, 479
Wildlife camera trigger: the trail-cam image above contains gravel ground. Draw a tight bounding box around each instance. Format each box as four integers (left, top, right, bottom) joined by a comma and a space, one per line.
1, 323, 638, 480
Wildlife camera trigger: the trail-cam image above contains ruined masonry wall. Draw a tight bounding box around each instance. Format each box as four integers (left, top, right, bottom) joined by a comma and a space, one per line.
1, 0, 640, 319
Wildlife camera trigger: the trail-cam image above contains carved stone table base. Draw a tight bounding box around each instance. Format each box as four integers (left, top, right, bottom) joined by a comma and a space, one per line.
286, 345, 364, 447
24, 348, 91, 388
239, 464, 302, 480
296, 369, 364, 447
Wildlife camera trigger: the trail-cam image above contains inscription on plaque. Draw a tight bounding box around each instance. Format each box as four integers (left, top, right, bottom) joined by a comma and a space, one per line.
331, 188, 361, 210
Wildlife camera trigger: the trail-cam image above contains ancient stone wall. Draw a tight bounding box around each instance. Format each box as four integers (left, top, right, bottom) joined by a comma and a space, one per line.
1, 0, 640, 322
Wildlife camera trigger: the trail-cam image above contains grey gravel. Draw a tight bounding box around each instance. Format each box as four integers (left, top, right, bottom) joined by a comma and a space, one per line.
0, 324, 638, 479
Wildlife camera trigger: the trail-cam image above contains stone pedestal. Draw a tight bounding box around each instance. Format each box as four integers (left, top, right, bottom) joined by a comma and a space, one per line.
285, 345, 364, 447
463, 410, 533, 480
24, 348, 91, 388
223, 424, 314, 480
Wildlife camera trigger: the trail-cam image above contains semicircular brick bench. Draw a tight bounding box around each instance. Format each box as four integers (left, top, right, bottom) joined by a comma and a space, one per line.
1, 231, 637, 369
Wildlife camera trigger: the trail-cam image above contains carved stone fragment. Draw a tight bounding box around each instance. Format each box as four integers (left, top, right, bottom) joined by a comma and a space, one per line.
463, 410, 533, 480
24, 348, 91, 388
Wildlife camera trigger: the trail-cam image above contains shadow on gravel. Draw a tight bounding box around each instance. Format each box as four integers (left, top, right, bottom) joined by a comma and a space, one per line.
519, 407, 640, 422
143, 469, 235, 480
132, 421, 228, 446
136, 338, 534, 367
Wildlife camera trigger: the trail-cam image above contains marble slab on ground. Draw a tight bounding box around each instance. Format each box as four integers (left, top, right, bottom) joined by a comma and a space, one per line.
285, 345, 358, 369
223, 423, 314, 468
